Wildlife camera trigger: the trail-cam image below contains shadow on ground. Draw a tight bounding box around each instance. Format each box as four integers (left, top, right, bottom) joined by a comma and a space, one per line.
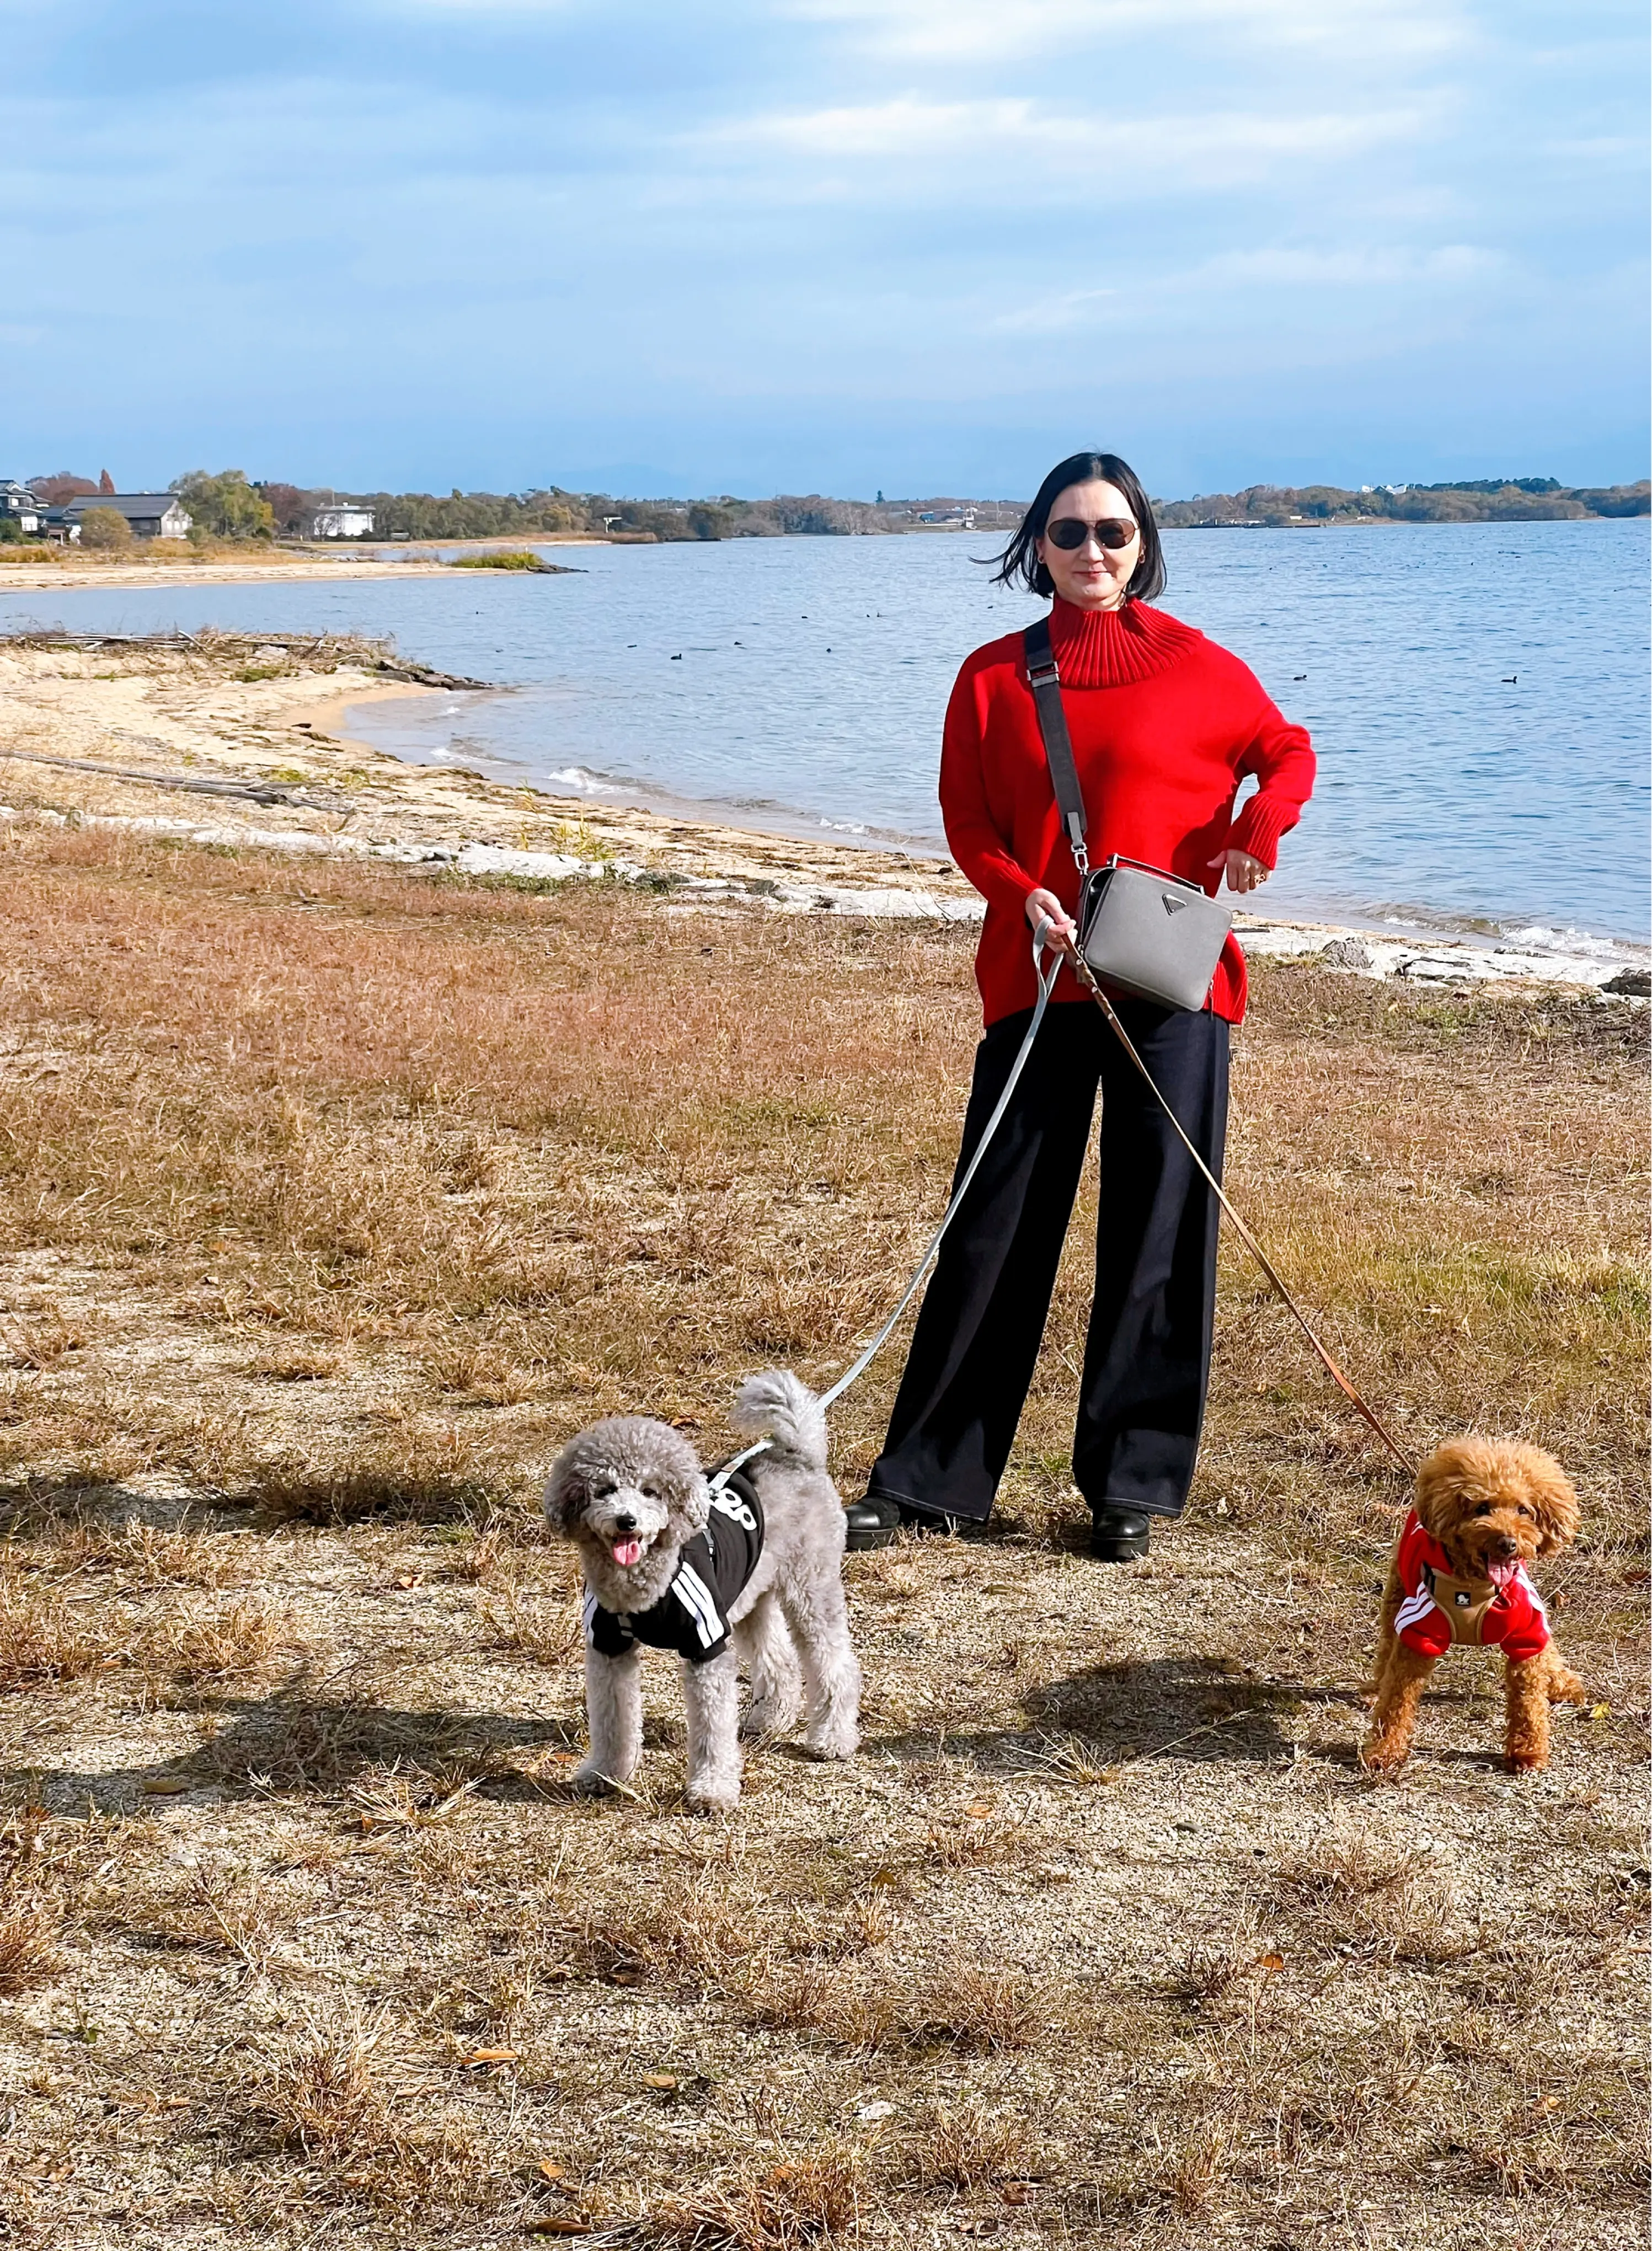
872, 1653, 1370, 1773
2, 1689, 590, 1816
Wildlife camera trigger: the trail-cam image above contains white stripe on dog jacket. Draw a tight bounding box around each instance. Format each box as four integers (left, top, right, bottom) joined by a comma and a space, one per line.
585, 1474, 765, 1666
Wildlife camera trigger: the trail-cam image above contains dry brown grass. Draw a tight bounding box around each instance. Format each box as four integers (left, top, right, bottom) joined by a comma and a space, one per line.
0, 1897, 62, 1993
142, 1594, 297, 1687
0, 1582, 116, 1688
646, 2138, 867, 2247
0, 821, 1644, 2250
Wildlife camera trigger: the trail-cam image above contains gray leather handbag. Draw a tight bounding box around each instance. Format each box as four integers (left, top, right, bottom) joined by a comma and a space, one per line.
1025, 616, 1233, 1012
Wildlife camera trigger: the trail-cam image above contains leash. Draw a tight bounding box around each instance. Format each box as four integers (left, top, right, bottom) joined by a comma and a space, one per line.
713, 926, 1416, 1489
1058, 943, 1418, 1478
709, 928, 1063, 1490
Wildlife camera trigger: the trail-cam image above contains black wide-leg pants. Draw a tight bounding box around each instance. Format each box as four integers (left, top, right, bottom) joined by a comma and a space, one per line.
865, 997, 1229, 1525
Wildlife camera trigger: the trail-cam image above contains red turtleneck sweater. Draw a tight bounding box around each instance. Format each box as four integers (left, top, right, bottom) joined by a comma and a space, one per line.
940, 598, 1315, 1026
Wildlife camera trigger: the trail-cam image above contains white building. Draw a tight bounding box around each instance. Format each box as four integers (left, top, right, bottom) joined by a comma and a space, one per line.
64, 492, 193, 539
0, 480, 40, 530
309, 504, 375, 538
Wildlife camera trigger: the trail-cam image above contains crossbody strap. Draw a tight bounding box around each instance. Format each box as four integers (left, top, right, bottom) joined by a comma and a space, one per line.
1024, 616, 1089, 875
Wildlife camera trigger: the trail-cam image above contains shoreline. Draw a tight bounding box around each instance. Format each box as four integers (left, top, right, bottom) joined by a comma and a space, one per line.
339, 689, 1651, 974
0, 627, 1644, 998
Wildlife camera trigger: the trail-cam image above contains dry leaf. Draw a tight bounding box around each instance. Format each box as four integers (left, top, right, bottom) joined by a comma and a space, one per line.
965, 1802, 994, 1819
533, 2160, 565, 2182
642, 2072, 678, 2090
525, 2223, 591, 2239
1002, 2182, 1032, 2205
142, 1778, 193, 1796
870, 1868, 897, 1888
1258, 1951, 1285, 1973
1591, 1703, 1612, 1719
464, 2048, 520, 2068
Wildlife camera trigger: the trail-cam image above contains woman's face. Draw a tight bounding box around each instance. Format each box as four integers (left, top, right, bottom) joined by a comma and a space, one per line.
1035, 478, 1141, 611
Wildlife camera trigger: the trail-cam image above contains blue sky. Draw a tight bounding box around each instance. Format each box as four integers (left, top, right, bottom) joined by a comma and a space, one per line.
2, 0, 1646, 498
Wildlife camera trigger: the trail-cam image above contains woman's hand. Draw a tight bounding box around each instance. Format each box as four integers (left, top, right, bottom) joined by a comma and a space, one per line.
1025, 887, 1077, 956
1208, 848, 1269, 895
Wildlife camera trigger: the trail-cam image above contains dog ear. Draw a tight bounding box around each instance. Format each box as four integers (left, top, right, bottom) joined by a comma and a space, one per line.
674, 1471, 710, 1536
543, 1443, 590, 1536
1520, 1447, 1581, 1557
1412, 1442, 1469, 1540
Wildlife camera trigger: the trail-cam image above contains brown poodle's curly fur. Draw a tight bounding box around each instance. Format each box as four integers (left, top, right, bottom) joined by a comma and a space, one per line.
1362, 1436, 1585, 1776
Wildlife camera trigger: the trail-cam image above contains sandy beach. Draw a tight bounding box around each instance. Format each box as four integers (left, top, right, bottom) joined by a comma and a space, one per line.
0, 542, 605, 595
1, 628, 1643, 997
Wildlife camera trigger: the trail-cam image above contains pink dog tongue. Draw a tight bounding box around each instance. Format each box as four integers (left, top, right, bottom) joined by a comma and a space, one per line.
612, 1537, 643, 1568
1487, 1555, 1520, 1588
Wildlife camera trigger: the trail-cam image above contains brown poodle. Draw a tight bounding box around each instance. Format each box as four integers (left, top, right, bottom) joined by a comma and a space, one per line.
1362, 1437, 1584, 1774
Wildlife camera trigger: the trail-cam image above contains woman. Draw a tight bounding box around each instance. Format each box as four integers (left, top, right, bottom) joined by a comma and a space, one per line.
853, 451, 1314, 1561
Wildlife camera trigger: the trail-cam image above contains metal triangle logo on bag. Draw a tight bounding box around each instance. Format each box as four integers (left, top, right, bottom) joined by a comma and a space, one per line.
1162, 892, 1189, 915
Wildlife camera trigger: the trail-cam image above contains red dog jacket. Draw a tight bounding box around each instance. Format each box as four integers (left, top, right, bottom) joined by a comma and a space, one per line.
1393, 1509, 1550, 1662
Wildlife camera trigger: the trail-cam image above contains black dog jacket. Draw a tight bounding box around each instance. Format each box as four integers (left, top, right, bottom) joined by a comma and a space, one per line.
584, 1472, 765, 1666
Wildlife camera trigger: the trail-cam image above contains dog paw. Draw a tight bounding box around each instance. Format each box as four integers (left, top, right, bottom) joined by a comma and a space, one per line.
800, 1726, 859, 1762
1504, 1750, 1547, 1773
1359, 1738, 1408, 1776
684, 1780, 741, 1815
570, 1763, 621, 1798
741, 1701, 801, 1741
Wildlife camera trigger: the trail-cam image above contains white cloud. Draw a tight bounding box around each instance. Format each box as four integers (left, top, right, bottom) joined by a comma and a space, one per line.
785, 0, 1467, 66
988, 242, 1510, 333
705, 96, 1431, 185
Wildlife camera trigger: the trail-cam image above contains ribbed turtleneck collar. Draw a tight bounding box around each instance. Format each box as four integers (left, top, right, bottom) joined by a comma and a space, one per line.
1045, 596, 1201, 689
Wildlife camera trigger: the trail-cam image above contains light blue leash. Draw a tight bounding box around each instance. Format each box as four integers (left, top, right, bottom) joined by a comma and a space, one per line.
709, 924, 1061, 1490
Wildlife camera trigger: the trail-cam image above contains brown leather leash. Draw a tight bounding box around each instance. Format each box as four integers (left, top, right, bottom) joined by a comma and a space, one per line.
1063, 945, 1419, 1482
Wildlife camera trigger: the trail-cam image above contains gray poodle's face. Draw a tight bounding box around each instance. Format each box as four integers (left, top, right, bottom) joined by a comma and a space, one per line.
545, 1416, 707, 1575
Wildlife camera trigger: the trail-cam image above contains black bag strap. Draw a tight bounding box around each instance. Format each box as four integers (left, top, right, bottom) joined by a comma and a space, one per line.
1024, 617, 1088, 870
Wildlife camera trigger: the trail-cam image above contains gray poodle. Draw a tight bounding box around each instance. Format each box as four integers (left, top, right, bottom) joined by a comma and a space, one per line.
544, 1371, 860, 1812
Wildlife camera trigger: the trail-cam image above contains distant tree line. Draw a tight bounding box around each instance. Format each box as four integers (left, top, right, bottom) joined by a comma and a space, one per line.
17, 466, 1646, 544
1153, 479, 1649, 527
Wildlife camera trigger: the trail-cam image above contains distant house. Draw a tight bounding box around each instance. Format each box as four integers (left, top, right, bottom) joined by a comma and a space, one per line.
309, 504, 375, 539
35, 509, 81, 544
0, 480, 41, 530
64, 491, 192, 539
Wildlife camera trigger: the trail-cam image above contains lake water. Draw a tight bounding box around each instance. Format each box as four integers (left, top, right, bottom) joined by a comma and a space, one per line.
3, 518, 1646, 945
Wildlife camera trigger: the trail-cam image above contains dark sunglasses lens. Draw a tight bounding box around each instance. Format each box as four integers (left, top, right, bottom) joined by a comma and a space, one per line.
1046, 517, 1136, 552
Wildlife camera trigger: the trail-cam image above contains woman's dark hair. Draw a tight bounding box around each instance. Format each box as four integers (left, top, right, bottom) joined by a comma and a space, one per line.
990, 450, 1165, 603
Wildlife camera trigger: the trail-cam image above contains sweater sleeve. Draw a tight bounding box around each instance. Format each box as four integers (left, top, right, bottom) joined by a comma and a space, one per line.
1225, 687, 1316, 870
939, 662, 1040, 912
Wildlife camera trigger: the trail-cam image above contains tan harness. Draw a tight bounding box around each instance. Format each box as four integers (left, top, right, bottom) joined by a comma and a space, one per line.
1419, 1563, 1501, 1646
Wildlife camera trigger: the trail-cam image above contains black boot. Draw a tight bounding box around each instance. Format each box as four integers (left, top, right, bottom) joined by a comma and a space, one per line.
1090, 1505, 1152, 1563
843, 1495, 901, 1552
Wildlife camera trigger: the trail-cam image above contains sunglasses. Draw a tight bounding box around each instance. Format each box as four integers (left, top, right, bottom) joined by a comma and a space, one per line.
1044, 516, 1138, 552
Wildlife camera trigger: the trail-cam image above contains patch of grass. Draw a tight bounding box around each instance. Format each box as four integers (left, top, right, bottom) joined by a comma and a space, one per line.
0, 1582, 116, 1688
645, 2137, 867, 2247
0, 1899, 62, 1994
142, 1594, 297, 1688
450, 549, 554, 571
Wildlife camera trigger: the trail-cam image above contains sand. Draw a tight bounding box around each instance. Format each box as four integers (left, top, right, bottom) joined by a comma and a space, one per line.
0, 630, 1644, 994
